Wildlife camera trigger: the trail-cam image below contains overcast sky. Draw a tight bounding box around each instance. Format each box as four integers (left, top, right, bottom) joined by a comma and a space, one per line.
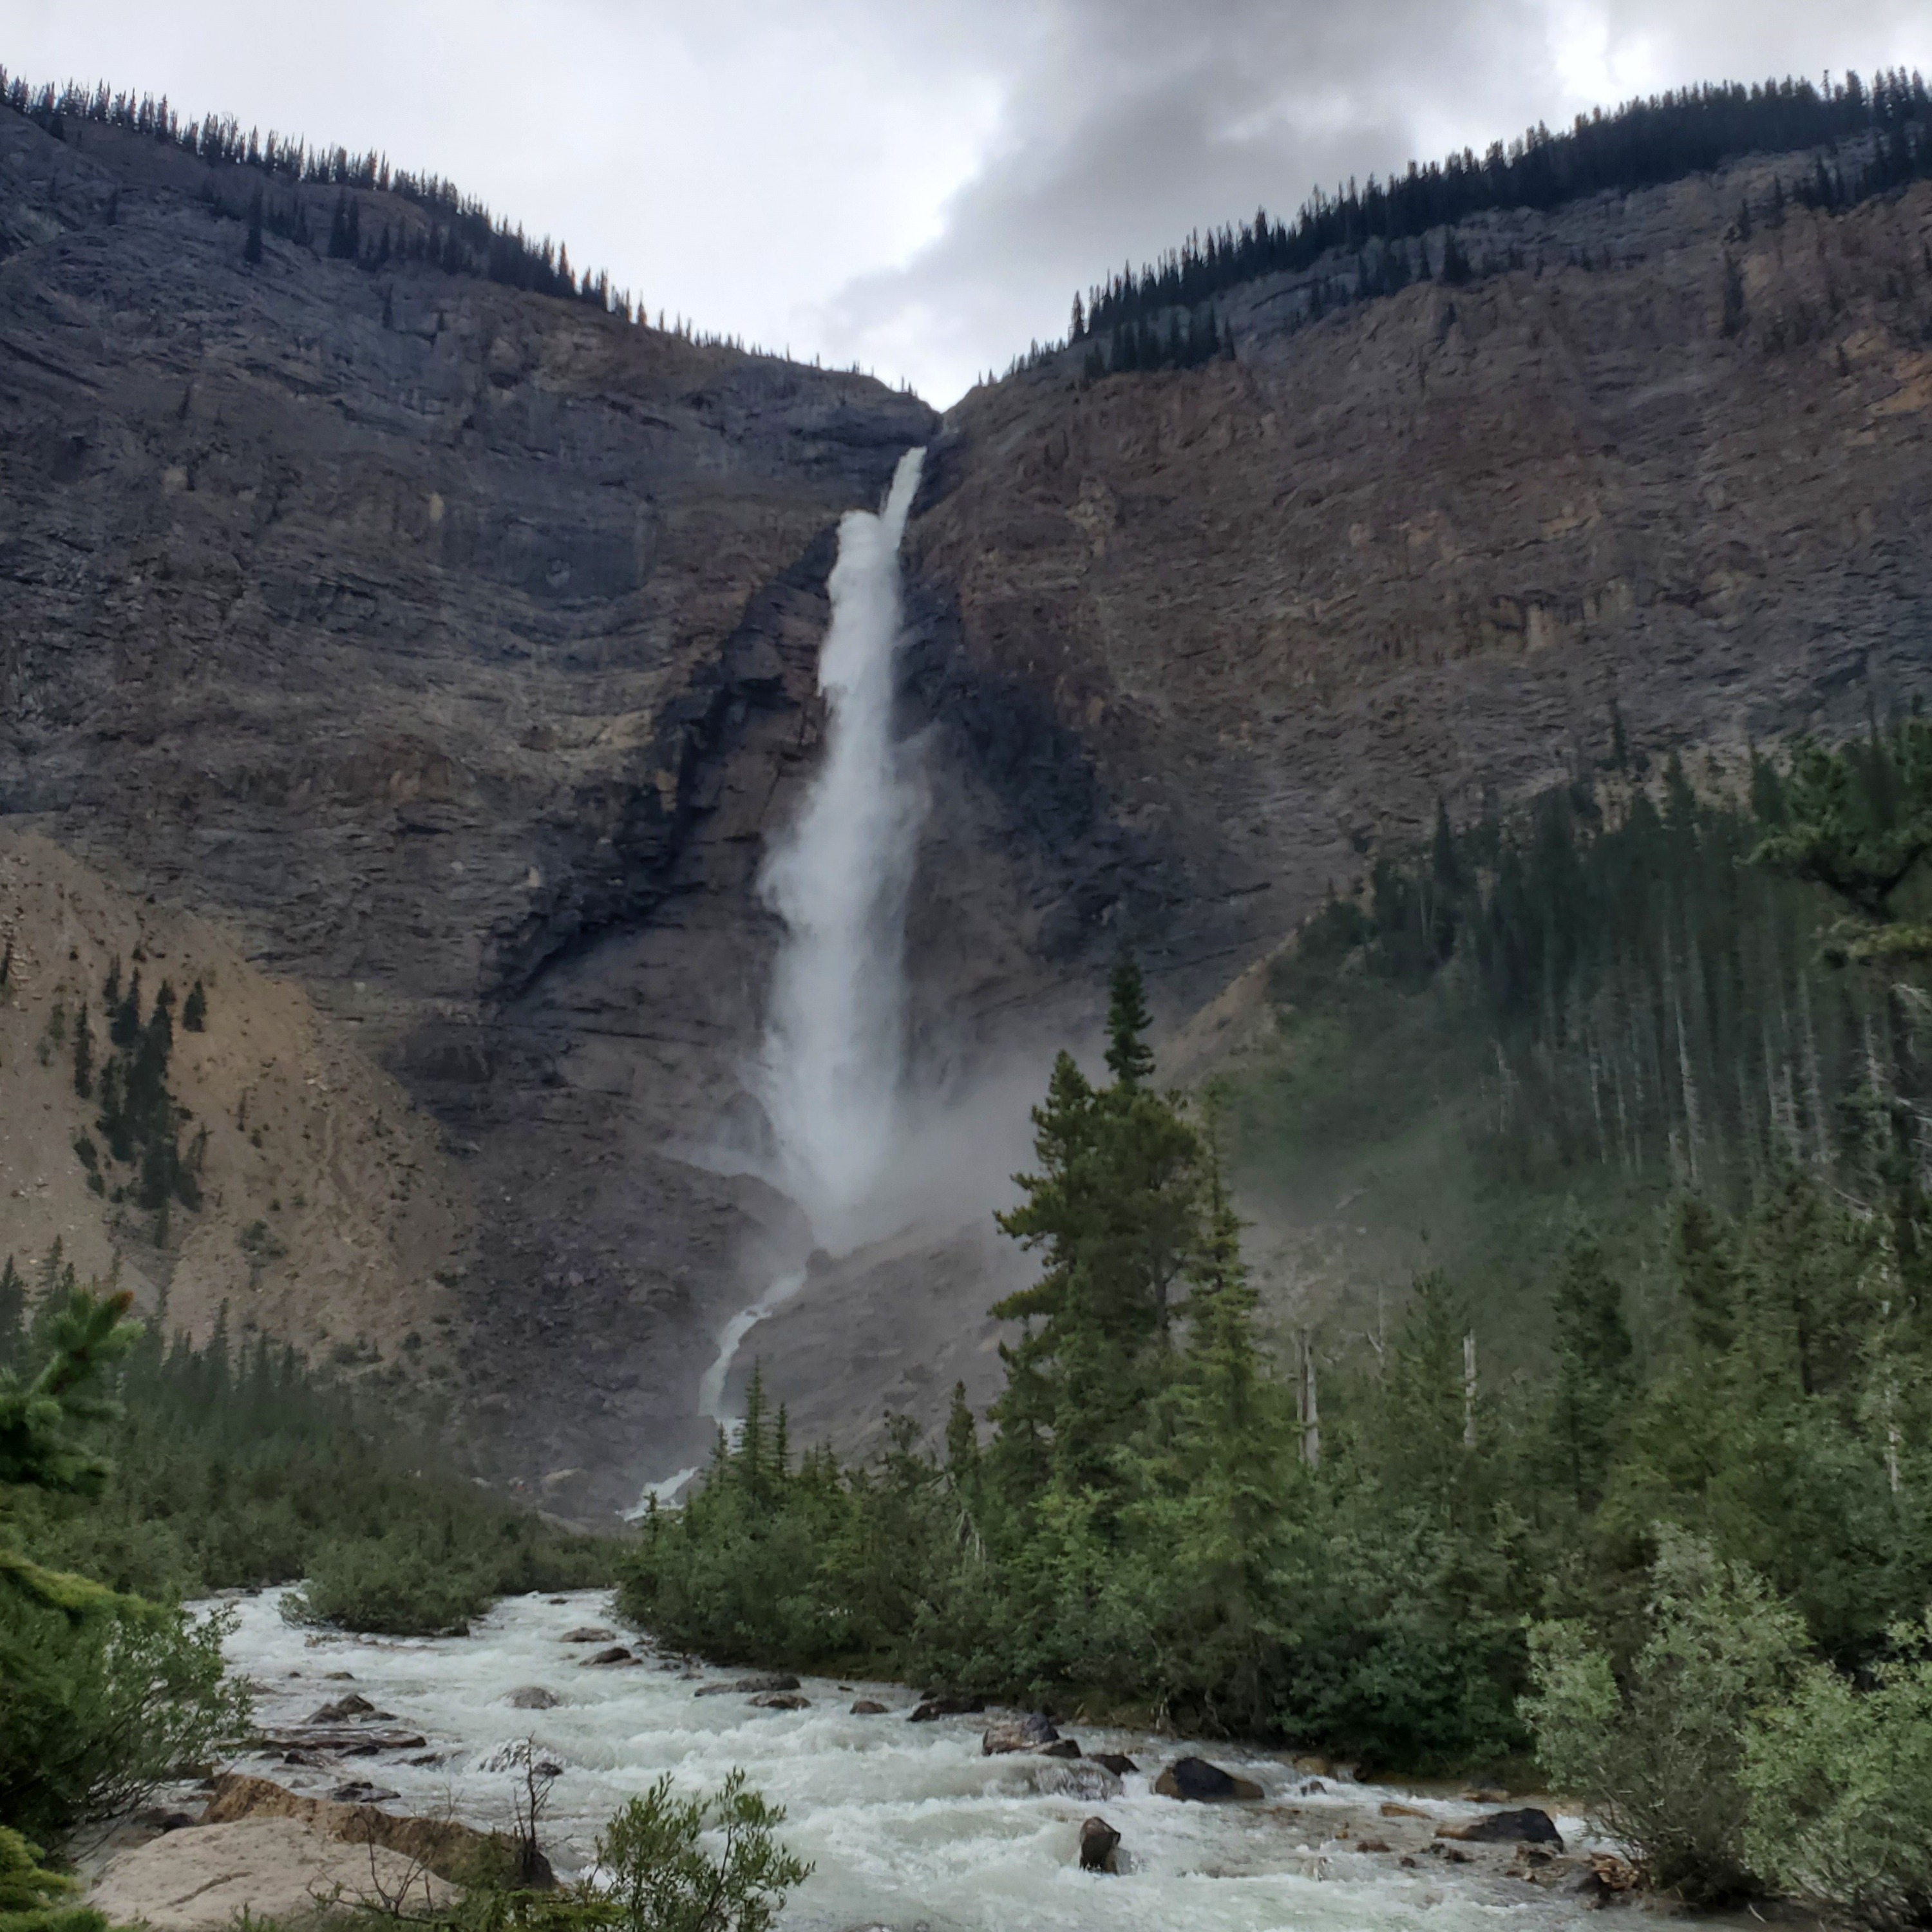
5, 0, 1930, 404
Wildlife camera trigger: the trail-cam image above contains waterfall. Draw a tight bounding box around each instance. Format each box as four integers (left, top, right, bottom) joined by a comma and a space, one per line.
632, 449, 927, 1510
757, 445, 927, 1249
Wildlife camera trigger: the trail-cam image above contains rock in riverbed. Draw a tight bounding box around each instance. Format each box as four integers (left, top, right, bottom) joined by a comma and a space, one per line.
504, 1686, 561, 1710
1078, 1817, 1121, 1873
1436, 1808, 1564, 1848
982, 1712, 1058, 1754
1154, 1757, 1264, 1801
694, 1673, 800, 1697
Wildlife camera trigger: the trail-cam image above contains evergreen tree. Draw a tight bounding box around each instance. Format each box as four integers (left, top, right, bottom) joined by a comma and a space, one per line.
243, 185, 262, 264
1550, 1234, 1634, 1512
180, 980, 206, 1033
1104, 954, 1155, 1086
70, 1001, 92, 1100
109, 969, 140, 1051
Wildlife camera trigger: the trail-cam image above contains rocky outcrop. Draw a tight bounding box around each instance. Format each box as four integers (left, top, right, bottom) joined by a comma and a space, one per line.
88, 1817, 459, 1931
200, 1772, 545, 1884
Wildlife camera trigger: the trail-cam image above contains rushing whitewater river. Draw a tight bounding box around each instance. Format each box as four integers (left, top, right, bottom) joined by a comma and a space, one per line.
220, 1587, 1610, 1932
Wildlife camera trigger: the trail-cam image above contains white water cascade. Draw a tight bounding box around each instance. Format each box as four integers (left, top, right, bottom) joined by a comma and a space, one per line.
638, 450, 927, 1502
213, 1589, 1606, 1932
757, 444, 927, 1246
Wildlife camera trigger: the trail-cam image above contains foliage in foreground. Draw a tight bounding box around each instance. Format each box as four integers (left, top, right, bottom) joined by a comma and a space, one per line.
312, 1773, 811, 1932
1522, 1528, 1808, 1904
0, 1289, 249, 1844
1743, 1619, 1932, 1932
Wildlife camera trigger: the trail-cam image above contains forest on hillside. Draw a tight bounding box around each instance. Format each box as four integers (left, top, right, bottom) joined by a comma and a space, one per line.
1034, 70, 1932, 382
623, 722, 1932, 1918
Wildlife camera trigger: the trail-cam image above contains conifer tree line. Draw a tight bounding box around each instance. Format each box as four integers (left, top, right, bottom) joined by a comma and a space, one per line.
621, 728, 1932, 1873
0, 67, 679, 331
1003, 71, 1932, 389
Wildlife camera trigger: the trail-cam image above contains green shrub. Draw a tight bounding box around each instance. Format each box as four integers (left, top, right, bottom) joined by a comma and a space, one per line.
0, 1825, 108, 1932
1742, 1616, 1932, 1930
1521, 1528, 1807, 1902
0, 1595, 247, 1843
286, 1535, 493, 1638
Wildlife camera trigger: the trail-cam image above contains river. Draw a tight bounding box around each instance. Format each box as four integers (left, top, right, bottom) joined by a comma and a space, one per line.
220, 1586, 1611, 1932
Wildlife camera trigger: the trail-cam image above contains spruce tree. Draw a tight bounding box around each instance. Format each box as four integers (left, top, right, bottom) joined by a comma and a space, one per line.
1104, 955, 1155, 1087
71, 1001, 93, 1099
1550, 1233, 1633, 1511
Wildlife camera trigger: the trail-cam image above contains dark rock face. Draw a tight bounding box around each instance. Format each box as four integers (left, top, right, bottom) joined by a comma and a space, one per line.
12, 93, 1932, 1509
907, 167, 1932, 1012
0, 102, 936, 1504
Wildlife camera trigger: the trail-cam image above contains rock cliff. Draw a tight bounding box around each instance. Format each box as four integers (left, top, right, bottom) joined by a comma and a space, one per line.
5, 94, 1931, 1504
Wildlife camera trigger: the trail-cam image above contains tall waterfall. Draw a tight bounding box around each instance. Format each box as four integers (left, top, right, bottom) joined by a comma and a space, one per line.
757, 445, 927, 1249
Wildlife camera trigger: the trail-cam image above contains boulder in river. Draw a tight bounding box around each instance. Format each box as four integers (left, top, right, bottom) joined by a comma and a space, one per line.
1153, 1756, 1264, 1802
1078, 1816, 1121, 1873
908, 1694, 986, 1721
851, 1699, 889, 1715
560, 1626, 616, 1643
982, 1713, 1058, 1754
304, 1692, 381, 1723
1090, 1753, 1138, 1777
1037, 1738, 1082, 1759
328, 1782, 399, 1805
580, 1646, 636, 1667
694, 1673, 800, 1697
748, 1692, 811, 1710
504, 1686, 560, 1710
1436, 1808, 1564, 1849
1033, 1763, 1122, 1801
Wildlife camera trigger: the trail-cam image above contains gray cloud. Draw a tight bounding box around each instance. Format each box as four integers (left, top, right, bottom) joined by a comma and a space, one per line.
5, 0, 1929, 402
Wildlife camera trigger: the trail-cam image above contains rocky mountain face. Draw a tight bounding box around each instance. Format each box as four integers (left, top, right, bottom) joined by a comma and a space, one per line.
5, 96, 1930, 1509
907, 155, 1932, 1012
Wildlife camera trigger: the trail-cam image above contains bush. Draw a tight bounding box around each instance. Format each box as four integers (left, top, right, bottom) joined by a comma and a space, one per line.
286, 1515, 612, 1638
1742, 1616, 1932, 1931
0, 1595, 247, 1843
1520, 1527, 1807, 1903
0, 1822, 108, 1932
286, 1535, 495, 1638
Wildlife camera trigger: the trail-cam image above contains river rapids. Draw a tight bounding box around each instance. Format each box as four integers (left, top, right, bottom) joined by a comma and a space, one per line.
218, 1587, 1612, 1932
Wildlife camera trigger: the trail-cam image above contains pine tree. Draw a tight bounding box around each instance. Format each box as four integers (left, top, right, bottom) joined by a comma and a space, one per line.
71, 1001, 93, 1099
109, 969, 140, 1050
181, 980, 206, 1032
1104, 955, 1155, 1087
1550, 1233, 1634, 1511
